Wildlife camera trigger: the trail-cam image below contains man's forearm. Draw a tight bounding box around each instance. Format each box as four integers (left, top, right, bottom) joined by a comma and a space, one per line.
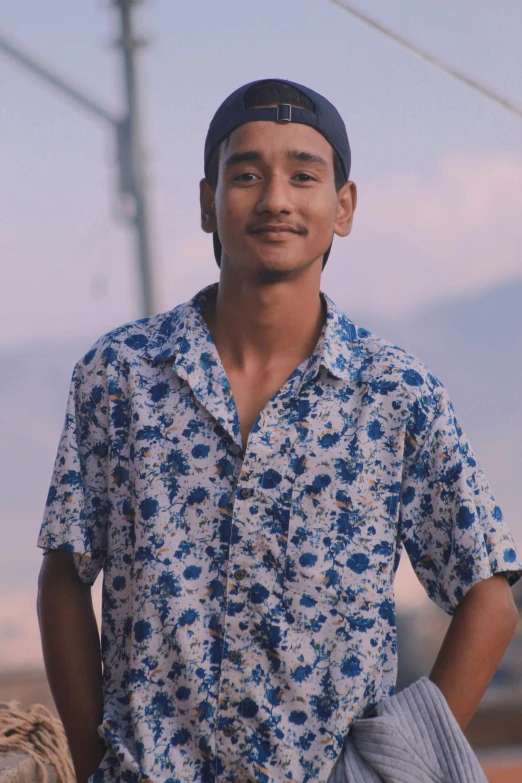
428, 573, 519, 730
37, 552, 106, 783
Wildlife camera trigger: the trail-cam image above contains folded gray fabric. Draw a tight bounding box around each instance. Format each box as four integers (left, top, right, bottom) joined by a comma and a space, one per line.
328, 676, 487, 783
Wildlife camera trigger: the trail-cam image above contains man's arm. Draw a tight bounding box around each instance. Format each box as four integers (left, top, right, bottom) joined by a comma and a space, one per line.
428, 573, 519, 730
37, 550, 106, 783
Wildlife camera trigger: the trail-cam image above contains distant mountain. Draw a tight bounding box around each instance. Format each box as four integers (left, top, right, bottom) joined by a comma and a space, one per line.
0, 338, 96, 595
343, 279, 522, 539
348, 281, 522, 434
1, 282, 521, 669
1, 280, 521, 591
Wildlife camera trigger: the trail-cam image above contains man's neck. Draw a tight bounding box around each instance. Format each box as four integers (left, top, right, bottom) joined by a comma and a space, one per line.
202, 270, 327, 376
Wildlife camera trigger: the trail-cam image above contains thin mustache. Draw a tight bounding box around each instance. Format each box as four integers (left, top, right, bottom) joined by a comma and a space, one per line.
248, 223, 305, 234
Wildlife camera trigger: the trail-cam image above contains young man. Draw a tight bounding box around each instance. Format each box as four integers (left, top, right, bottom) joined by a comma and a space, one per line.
37, 79, 522, 783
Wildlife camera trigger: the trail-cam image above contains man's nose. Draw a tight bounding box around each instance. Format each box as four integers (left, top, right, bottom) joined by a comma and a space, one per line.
255, 174, 293, 214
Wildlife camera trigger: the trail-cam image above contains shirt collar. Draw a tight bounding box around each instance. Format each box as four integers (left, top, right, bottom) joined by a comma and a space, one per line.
137, 282, 367, 384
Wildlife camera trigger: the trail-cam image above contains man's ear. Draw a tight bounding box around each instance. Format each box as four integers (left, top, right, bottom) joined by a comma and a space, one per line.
200, 178, 217, 234
334, 181, 357, 238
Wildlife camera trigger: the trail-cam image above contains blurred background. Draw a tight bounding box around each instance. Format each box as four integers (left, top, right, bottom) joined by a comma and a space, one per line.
1, 1, 521, 779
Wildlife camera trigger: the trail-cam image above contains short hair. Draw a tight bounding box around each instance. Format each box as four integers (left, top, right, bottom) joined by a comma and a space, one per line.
205, 80, 347, 192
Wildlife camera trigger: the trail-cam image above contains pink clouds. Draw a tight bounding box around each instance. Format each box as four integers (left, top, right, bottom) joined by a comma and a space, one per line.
321, 150, 522, 316
3, 149, 521, 349
0, 582, 102, 670
155, 150, 522, 322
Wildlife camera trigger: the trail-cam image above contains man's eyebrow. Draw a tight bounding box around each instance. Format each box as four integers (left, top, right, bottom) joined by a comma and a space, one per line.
285, 149, 329, 168
223, 149, 330, 170
223, 150, 262, 169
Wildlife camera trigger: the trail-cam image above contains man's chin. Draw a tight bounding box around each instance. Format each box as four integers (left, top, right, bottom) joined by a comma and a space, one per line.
221, 245, 323, 277
251, 253, 312, 280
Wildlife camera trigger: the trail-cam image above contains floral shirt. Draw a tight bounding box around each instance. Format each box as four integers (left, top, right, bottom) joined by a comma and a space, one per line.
38, 282, 522, 783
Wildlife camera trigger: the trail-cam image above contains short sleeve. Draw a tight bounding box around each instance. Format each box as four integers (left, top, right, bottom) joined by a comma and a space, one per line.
398, 384, 522, 616
37, 353, 109, 585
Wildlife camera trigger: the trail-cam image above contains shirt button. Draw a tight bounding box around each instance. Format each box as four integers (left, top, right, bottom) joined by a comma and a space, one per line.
239, 487, 253, 500
233, 568, 246, 581
228, 650, 241, 662
222, 724, 235, 737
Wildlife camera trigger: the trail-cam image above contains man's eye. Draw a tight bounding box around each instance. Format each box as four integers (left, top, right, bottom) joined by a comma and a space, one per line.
294, 173, 315, 182
234, 172, 257, 181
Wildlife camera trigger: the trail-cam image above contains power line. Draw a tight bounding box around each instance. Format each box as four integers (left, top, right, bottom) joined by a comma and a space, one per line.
0, 32, 117, 124
328, 0, 522, 119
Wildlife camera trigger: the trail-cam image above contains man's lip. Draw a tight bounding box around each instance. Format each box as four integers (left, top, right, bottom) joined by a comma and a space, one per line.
250, 226, 300, 234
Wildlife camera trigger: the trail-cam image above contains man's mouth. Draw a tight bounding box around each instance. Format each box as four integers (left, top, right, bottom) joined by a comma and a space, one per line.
249, 224, 302, 238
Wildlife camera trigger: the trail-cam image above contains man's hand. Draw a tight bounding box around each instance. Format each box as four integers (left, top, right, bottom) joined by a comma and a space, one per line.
428, 572, 519, 730
37, 550, 106, 783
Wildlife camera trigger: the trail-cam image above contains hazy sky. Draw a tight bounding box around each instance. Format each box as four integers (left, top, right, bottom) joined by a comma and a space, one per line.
2, 0, 522, 350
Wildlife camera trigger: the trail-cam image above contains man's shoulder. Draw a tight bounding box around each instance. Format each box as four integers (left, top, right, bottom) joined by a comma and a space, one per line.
76, 302, 188, 374
348, 321, 444, 400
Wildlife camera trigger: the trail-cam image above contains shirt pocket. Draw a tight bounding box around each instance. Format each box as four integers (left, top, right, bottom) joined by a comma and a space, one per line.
283, 478, 390, 607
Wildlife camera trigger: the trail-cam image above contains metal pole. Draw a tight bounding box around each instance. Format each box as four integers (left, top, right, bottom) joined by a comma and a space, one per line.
1, 20, 155, 318
114, 0, 155, 317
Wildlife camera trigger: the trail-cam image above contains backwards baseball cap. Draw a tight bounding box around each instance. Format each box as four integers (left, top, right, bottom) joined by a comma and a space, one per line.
204, 78, 351, 270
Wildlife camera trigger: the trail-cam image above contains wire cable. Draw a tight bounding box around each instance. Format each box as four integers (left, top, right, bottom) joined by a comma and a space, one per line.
328, 0, 522, 119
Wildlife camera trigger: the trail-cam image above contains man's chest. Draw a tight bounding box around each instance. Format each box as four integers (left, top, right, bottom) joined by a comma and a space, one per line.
105, 364, 408, 603
225, 363, 304, 453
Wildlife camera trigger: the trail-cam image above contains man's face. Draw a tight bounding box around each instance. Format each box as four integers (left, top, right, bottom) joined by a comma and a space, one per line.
200, 119, 356, 276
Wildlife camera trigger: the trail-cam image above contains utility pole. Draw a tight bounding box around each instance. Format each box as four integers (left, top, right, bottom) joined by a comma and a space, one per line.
0, 1, 155, 317
113, 0, 154, 317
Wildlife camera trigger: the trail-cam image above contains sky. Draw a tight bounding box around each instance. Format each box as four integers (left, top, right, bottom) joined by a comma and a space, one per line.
1, 0, 522, 668
1, 0, 522, 348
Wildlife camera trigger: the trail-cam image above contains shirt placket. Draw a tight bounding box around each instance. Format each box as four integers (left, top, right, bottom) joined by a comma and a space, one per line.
214, 365, 313, 781
174, 303, 322, 780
